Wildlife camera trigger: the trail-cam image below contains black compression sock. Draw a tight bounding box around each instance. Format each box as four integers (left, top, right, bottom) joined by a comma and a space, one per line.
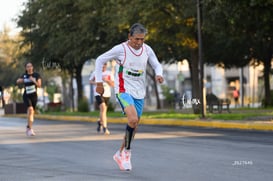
125, 124, 135, 150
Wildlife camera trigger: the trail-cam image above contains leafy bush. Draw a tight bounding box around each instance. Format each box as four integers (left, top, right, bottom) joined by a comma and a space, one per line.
78, 97, 89, 112
46, 83, 60, 102
261, 90, 273, 107
107, 101, 115, 112
161, 85, 175, 102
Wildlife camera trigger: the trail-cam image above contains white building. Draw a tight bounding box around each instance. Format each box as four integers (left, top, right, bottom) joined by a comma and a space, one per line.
168, 59, 270, 108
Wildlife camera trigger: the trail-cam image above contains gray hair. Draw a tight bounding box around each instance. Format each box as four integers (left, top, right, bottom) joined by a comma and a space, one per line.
129, 23, 147, 36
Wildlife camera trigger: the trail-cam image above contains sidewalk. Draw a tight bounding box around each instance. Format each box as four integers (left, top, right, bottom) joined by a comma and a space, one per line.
3, 111, 273, 132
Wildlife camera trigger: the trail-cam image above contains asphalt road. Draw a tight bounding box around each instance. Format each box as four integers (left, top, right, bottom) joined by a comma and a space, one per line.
0, 116, 273, 181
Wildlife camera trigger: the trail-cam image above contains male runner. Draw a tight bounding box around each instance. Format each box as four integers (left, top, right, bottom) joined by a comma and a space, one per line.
95, 23, 164, 171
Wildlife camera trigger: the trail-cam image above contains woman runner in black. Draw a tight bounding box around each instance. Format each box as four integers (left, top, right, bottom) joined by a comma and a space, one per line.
16, 62, 42, 136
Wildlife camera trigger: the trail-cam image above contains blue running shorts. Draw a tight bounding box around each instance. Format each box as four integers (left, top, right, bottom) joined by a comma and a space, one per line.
116, 93, 144, 117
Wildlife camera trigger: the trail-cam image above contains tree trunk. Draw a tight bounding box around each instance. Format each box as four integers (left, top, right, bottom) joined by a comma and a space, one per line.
75, 64, 84, 102
146, 65, 161, 109
70, 72, 75, 112
263, 56, 271, 107
154, 79, 161, 109
189, 49, 201, 114
61, 71, 71, 110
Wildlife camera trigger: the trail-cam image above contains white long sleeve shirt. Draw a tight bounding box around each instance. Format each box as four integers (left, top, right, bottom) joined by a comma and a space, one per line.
95, 41, 163, 99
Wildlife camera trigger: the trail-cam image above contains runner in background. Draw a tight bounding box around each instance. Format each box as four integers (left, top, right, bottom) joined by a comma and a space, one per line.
89, 63, 114, 134
16, 62, 42, 136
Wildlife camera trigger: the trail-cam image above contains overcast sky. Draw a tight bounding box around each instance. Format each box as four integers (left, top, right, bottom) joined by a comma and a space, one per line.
0, 0, 27, 34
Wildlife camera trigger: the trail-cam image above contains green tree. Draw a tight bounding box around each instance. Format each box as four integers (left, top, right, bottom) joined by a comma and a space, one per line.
0, 26, 25, 87
203, 0, 273, 107
17, 0, 123, 109
17, 0, 218, 113
112, 0, 202, 112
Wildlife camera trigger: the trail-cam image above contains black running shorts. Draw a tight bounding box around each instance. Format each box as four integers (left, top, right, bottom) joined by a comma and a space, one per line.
95, 95, 110, 106
23, 93, 38, 109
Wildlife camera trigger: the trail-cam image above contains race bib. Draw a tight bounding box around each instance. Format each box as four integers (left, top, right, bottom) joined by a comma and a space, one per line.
124, 68, 144, 81
25, 85, 36, 94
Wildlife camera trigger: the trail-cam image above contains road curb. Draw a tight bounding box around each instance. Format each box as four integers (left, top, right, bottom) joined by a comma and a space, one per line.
140, 118, 273, 131
4, 114, 273, 132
